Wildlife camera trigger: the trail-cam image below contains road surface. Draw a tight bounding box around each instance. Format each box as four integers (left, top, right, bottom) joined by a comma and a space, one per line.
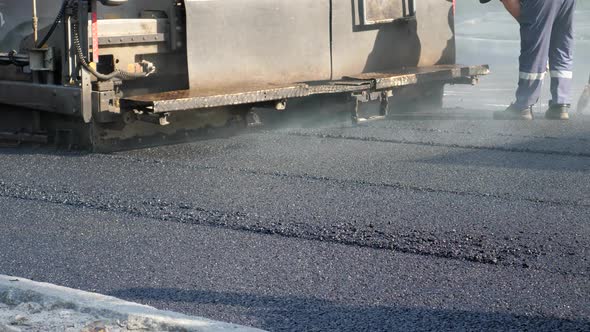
0, 2, 589, 331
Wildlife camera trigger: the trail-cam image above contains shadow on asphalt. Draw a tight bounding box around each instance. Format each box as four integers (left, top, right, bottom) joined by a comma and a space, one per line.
417, 131, 590, 172
0, 147, 90, 157
110, 288, 590, 332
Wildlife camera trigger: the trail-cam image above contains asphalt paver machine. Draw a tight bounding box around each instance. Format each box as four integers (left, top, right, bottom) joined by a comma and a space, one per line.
0, 0, 489, 150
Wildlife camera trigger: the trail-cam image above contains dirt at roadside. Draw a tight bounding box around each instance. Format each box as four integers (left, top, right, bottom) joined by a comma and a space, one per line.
0, 301, 134, 332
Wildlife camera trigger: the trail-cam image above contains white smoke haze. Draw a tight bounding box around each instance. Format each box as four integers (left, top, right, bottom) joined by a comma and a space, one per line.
270, 1, 590, 132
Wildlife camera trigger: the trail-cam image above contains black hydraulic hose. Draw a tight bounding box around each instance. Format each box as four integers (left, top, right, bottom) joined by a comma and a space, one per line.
36, 0, 69, 48
69, 0, 154, 81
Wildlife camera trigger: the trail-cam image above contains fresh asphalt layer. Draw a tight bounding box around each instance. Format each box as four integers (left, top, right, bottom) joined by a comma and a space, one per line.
1, 3, 590, 331
0, 110, 589, 331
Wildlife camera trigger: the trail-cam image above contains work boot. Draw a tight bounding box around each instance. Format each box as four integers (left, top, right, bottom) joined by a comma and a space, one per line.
545, 103, 570, 120
493, 104, 533, 120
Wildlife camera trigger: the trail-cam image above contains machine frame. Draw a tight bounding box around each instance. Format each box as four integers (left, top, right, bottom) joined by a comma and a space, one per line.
0, 0, 489, 150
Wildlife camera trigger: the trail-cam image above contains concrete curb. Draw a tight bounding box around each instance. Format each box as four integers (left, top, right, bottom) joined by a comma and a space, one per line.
0, 275, 266, 332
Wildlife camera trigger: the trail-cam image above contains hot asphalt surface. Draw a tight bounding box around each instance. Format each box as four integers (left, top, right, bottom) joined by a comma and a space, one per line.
0, 111, 589, 331
1, 3, 590, 332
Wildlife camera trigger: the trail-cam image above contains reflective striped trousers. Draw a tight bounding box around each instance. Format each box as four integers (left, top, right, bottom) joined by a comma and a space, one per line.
515, 0, 576, 109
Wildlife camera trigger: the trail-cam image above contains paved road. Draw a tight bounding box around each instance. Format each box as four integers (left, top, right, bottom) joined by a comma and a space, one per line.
1, 2, 590, 331
0, 111, 589, 331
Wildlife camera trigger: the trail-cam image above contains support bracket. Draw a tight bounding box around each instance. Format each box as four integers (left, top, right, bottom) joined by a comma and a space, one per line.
350, 89, 392, 124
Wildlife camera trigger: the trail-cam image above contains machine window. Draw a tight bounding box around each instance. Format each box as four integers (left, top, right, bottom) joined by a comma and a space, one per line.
361, 0, 416, 25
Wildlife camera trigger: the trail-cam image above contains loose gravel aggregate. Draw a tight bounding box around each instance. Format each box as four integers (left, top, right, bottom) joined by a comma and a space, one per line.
1, 3, 590, 330
0, 111, 589, 331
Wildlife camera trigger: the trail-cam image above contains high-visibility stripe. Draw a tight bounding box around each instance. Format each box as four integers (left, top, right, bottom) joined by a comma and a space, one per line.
519, 72, 546, 80
550, 70, 573, 79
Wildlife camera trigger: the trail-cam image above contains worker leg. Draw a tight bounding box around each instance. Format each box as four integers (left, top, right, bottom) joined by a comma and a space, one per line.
549, 0, 576, 106
513, 0, 557, 109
